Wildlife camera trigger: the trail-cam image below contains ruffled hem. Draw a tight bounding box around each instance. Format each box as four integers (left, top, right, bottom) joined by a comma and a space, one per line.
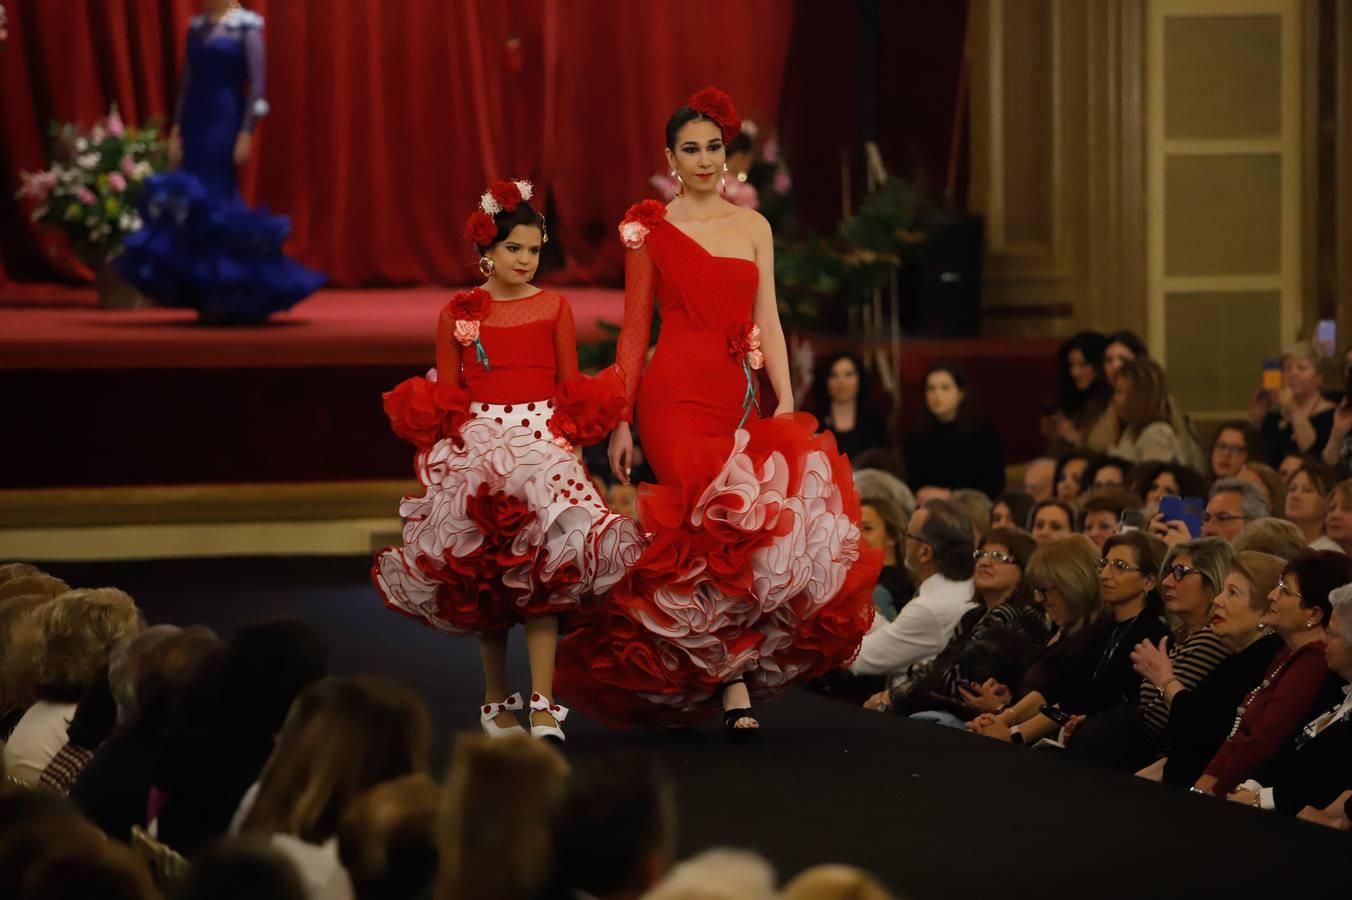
555, 412, 881, 727
373, 405, 646, 636
115, 171, 325, 323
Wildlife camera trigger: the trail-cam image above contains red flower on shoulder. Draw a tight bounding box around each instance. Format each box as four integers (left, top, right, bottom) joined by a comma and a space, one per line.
625, 199, 667, 231
464, 211, 497, 247
444, 287, 492, 322
688, 86, 742, 144
489, 180, 524, 212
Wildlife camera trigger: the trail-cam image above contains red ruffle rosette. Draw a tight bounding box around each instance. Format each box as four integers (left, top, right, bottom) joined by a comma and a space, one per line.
489, 180, 524, 212
381, 372, 472, 451
624, 199, 668, 231
464, 211, 497, 247
548, 365, 628, 448
688, 86, 742, 145
445, 286, 492, 322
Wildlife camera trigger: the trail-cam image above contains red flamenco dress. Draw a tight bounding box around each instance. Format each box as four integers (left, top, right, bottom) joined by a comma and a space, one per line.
373, 289, 644, 635
554, 201, 882, 727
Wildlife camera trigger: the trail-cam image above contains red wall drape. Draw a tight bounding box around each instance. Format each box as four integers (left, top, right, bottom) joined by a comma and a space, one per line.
0, 0, 794, 288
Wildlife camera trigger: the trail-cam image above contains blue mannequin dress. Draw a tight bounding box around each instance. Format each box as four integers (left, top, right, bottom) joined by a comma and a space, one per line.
117, 9, 324, 324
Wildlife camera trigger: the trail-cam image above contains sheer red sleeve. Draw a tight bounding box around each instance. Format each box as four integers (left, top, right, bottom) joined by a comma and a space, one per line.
434, 308, 465, 387
614, 244, 655, 421
554, 296, 580, 385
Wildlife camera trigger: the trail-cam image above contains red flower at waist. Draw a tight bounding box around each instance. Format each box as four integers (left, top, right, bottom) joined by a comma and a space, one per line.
728, 322, 764, 370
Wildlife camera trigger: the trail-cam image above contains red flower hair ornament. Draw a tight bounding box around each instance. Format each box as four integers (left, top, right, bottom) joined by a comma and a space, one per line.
464, 211, 497, 247
688, 86, 742, 145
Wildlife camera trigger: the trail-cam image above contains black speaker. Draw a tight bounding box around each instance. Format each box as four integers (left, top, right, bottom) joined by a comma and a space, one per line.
899, 213, 984, 337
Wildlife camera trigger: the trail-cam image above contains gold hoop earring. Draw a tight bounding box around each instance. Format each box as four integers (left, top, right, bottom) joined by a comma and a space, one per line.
672, 169, 683, 197
478, 257, 495, 277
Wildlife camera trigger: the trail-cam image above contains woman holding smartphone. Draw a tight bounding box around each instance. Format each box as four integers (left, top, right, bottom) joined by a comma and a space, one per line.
1249, 342, 1336, 466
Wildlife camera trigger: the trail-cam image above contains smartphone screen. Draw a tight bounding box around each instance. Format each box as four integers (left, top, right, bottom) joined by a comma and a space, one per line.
1262, 358, 1283, 391
1120, 509, 1147, 533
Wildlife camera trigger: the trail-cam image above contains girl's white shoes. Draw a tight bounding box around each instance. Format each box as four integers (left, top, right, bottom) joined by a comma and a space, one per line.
479, 693, 526, 738
529, 692, 569, 743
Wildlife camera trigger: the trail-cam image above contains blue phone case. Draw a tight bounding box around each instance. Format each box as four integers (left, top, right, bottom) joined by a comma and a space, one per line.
1159, 495, 1204, 538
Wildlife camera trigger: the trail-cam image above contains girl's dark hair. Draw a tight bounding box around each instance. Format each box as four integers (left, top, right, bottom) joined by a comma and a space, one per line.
665, 106, 726, 150
1053, 449, 1100, 496
727, 131, 753, 156
1105, 330, 1149, 358
993, 492, 1037, 533
1057, 330, 1111, 417
1129, 461, 1209, 500
475, 201, 547, 254
920, 363, 974, 429
807, 351, 881, 420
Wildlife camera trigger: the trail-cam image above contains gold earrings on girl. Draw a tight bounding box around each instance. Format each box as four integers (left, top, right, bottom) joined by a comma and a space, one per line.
479, 257, 495, 277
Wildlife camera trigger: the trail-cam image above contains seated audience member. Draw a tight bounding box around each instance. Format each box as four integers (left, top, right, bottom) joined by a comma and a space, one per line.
991, 491, 1036, 532
1136, 552, 1285, 787
1093, 331, 1205, 467
3, 588, 142, 785
541, 754, 675, 900
1128, 462, 1209, 512
1249, 340, 1337, 466
849, 501, 977, 685
1079, 489, 1143, 550
72, 625, 201, 842
860, 495, 912, 620
903, 365, 1005, 498
915, 486, 952, 504
1067, 539, 1234, 769
1209, 420, 1261, 482
850, 447, 907, 482
1277, 451, 1305, 484
338, 774, 440, 900
854, 468, 916, 521
1043, 331, 1111, 451
874, 528, 1047, 723
38, 666, 116, 795
0, 571, 68, 604
0, 561, 41, 583
780, 864, 894, 900
1110, 359, 1186, 463
638, 849, 776, 900
1029, 499, 1075, 546
1227, 583, 1352, 815
1153, 478, 1269, 547
437, 734, 570, 900
236, 675, 432, 900
1085, 456, 1134, 492
1237, 462, 1286, 520
967, 535, 1107, 744
950, 488, 993, 540
156, 619, 329, 855
1184, 552, 1352, 796
806, 351, 892, 461
1321, 396, 1352, 479
1232, 518, 1313, 561
1284, 461, 1339, 549
175, 838, 307, 900
1053, 450, 1097, 504
0, 594, 57, 738
1022, 457, 1056, 502
1325, 479, 1352, 555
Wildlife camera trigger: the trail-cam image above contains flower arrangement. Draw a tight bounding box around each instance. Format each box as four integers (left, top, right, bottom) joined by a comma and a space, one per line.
15, 105, 166, 267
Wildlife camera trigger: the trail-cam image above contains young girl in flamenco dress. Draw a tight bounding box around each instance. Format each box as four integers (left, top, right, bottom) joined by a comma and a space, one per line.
374, 181, 643, 743
555, 88, 883, 733
116, 0, 323, 324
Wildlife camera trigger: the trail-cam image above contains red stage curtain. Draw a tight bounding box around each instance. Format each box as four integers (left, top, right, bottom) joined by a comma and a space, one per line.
0, 0, 794, 288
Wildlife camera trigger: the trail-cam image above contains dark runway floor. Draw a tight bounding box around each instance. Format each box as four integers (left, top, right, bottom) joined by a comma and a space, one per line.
44, 556, 1349, 899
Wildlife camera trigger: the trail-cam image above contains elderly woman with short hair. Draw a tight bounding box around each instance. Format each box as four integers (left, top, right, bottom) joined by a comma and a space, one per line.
1228, 582, 1352, 815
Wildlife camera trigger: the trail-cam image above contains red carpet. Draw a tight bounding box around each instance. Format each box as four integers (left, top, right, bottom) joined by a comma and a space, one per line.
0, 286, 626, 370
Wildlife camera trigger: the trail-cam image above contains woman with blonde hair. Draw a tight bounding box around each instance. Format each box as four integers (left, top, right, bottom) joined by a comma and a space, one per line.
1110, 358, 1184, 463
1249, 340, 1336, 465
236, 675, 431, 900
2, 588, 142, 785
781, 864, 894, 900
436, 733, 570, 900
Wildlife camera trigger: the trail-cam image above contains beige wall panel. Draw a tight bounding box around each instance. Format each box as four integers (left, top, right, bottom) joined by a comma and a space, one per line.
1000, 0, 1055, 246
1164, 289, 1281, 409
1164, 154, 1282, 275
1164, 15, 1283, 138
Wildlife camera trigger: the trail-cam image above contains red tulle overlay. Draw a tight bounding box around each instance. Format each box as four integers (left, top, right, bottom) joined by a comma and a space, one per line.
382, 369, 473, 451
373, 403, 646, 635
556, 412, 882, 727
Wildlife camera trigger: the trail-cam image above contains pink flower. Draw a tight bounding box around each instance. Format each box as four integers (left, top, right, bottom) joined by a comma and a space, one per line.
619, 221, 649, 250
773, 168, 792, 196
762, 138, 780, 164
78, 187, 97, 205
108, 172, 127, 192
120, 156, 137, 176
453, 319, 481, 346
106, 110, 125, 138
18, 171, 57, 203
747, 349, 765, 370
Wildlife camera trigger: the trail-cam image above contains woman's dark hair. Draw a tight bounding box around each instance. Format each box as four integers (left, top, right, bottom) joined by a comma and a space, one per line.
1084, 456, 1135, 491
1029, 498, 1075, 531
665, 106, 726, 150
1056, 330, 1111, 417
807, 351, 883, 421
1207, 420, 1262, 471
475, 201, 547, 254
1102, 530, 1169, 612
726, 130, 753, 157
1129, 462, 1209, 502
1053, 449, 1099, 496
920, 363, 975, 428
993, 492, 1036, 533
1104, 330, 1149, 358
1283, 551, 1352, 630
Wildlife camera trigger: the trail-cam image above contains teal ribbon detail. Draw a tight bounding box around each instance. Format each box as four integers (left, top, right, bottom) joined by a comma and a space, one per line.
474, 338, 490, 372
736, 357, 760, 428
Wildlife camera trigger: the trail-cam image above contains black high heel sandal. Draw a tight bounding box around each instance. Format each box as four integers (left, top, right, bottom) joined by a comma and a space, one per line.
721, 678, 759, 737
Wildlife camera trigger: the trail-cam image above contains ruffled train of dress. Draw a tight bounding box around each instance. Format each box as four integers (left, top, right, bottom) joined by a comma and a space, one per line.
555, 413, 881, 727
116, 170, 325, 324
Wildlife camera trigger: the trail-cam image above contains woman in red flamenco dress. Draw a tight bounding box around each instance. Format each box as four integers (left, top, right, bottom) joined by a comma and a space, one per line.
555, 88, 882, 732
373, 181, 643, 743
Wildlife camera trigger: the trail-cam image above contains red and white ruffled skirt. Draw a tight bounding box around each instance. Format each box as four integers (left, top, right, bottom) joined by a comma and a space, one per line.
555, 413, 882, 727
373, 400, 645, 635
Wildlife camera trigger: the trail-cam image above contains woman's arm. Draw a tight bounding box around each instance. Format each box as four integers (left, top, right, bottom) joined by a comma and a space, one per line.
241, 21, 269, 132
750, 213, 792, 415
